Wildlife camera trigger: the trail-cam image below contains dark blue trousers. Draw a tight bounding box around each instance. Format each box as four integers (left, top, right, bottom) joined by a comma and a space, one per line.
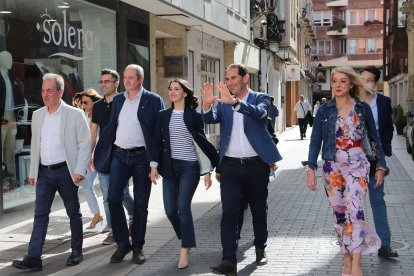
368, 176, 391, 247
163, 159, 200, 248
28, 165, 83, 259
108, 149, 151, 250
219, 157, 269, 265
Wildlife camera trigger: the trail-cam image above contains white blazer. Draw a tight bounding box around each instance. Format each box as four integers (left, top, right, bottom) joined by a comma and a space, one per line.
29, 101, 90, 186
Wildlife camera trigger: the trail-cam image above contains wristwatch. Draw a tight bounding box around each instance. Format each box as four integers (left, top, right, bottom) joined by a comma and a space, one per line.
232, 98, 241, 108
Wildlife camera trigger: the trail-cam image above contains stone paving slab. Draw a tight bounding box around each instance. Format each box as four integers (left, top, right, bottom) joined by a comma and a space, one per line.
128, 128, 414, 276
0, 126, 413, 276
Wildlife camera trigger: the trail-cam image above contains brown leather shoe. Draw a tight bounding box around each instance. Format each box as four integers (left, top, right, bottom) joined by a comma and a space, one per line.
132, 250, 146, 264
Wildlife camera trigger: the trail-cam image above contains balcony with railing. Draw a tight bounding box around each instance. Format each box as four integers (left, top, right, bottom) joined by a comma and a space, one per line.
326, 19, 347, 35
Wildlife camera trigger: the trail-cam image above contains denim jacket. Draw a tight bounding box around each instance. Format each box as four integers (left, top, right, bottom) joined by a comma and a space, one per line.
306, 97, 388, 172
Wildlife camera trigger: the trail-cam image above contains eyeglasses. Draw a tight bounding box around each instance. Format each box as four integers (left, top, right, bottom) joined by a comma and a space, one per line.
365, 78, 375, 84
98, 80, 116, 85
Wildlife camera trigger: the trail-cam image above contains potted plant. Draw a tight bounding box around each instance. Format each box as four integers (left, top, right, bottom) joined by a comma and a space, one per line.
394, 104, 406, 135
329, 19, 346, 33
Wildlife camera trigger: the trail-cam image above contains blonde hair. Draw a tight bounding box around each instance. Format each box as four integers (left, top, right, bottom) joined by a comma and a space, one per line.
330, 66, 372, 100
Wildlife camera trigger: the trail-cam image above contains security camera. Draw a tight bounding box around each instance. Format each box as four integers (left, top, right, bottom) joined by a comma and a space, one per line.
260, 20, 267, 25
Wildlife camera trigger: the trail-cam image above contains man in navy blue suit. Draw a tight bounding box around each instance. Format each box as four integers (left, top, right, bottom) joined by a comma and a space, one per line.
361, 66, 398, 258
105, 64, 165, 264
201, 64, 282, 275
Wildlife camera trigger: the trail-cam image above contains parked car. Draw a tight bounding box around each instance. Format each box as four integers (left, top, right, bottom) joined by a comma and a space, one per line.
406, 118, 414, 160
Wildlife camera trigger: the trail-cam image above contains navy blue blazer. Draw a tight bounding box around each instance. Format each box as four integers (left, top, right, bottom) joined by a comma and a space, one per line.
98, 89, 165, 164
375, 93, 393, 156
202, 91, 282, 164
151, 107, 219, 179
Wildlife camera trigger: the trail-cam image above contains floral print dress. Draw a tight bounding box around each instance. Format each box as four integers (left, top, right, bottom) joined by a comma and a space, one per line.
323, 109, 381, 255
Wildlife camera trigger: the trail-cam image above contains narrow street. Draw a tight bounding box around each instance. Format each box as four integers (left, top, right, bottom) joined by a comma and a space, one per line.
1, 126, 413, 275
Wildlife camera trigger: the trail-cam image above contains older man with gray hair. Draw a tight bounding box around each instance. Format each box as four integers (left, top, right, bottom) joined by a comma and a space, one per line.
12, 73, 90, 271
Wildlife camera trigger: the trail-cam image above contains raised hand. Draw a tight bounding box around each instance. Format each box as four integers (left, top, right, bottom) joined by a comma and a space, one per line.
216, 82, 237, 105
200, 82, 218, 110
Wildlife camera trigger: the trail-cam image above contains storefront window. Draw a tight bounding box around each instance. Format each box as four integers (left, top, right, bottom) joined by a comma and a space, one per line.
0, 0, 116, 210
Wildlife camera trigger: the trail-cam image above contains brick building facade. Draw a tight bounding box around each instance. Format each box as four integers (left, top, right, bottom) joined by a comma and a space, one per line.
311, 0, 384, 100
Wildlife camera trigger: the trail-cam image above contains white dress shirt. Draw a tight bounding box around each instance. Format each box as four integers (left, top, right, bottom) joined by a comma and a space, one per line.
40, 102, 66, 165
225, 92, 258, 158
294, 100, 311, 119
114, 89, 146, 148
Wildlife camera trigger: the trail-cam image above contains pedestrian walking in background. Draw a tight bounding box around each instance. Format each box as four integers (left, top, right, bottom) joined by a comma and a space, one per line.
150, 79, 218, 269
90, 69, 134, 246
294, 95, 312, 139
268, 96, 279, 129
201, 63, 282, 275
103, 64, 165, 264
12, 73, 90, 271
73, 89, 103, 230
360, 66, 398, 258
305, 66, 389, 276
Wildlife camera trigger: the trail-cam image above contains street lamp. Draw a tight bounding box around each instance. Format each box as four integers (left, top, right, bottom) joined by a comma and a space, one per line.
304, 44, 311, 56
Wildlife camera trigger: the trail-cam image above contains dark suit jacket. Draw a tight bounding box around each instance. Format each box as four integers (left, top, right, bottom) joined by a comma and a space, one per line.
109, 89, 165, 160
151, 107, 219, 179
376, 93, 393, 156
0, 71, 24, 119
202, 90, 282, 164
94, 89, 165, 173
0, 71, 26, 138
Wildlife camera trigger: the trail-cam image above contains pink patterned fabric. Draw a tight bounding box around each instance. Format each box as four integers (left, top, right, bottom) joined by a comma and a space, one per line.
323, 109, 381, 254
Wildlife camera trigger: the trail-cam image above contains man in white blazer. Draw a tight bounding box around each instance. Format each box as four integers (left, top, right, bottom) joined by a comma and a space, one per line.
12, 73, 90, 271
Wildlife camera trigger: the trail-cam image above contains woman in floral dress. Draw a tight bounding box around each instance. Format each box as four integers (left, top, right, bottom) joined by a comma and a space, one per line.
305, 67, 389, 276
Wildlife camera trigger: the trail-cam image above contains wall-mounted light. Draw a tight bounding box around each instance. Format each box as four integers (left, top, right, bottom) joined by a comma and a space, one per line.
0, 2, 12, 14
58, 2, 70, 9
304, 44, 311, 55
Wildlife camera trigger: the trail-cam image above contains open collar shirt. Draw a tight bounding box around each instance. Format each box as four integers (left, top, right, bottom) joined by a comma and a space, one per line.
114, 88, 146, 149
40, 101, 66, 165
225, 91, 258, 158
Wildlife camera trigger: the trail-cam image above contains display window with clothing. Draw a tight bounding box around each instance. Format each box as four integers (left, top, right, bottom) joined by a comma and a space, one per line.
0, 0, 116, 211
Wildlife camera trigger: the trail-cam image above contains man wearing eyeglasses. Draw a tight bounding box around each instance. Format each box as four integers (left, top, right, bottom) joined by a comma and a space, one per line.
360, 66, 397, 259
89, 69, 134, 246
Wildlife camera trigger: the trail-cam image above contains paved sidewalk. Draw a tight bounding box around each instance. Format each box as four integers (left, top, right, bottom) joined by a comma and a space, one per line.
0, 126, 413, 276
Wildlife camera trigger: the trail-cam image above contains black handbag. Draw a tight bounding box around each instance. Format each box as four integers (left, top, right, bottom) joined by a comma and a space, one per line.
362, 105, 381, 176
94, 120, 117, 174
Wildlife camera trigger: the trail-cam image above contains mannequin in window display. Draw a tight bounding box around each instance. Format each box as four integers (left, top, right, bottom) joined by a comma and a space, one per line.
60, 59, 83, 105
0, 50, 25, 178
24, 61, 48, 106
